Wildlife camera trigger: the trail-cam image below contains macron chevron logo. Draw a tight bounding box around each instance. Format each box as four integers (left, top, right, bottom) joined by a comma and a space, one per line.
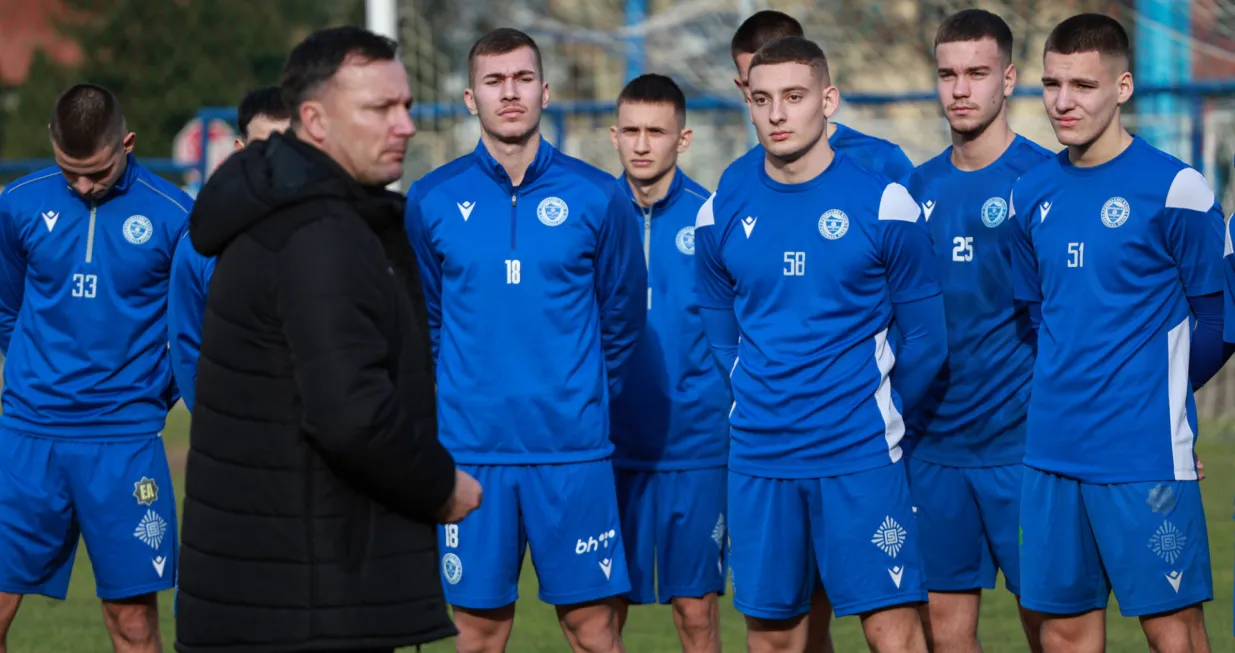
457, 201, 475, 221
41, 211, 59, 232
742, 216, 757, 238
921, 201, 935, 221
1039, 201, 1052, 221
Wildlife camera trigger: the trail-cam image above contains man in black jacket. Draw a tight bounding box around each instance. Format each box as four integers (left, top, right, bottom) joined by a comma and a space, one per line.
175, 26, 482, 653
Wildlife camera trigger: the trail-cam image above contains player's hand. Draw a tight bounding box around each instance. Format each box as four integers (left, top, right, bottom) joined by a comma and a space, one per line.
1196, 456, 1206, 481
437, 469, 482, 523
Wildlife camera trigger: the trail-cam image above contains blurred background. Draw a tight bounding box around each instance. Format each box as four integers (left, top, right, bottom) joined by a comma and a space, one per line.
2, 0, 1235, 417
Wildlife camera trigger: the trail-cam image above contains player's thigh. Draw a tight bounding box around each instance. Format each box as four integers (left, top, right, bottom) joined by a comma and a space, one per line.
969, 463, 1025, 596
657, 467, 727, 604
906, 457, 994, 593
728, 470, 815, 621
1082, 479, 1212, 617
0, 428, 78, 598
613, 467, 657, 605
1018, 467, 1109, 615
813, 461, 927, 618
521, 460, 630, 606
64, 436, 177, 600
438, 464, 525, 610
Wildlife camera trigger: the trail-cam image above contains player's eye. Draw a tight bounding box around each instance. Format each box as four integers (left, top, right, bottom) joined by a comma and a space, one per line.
788, 93, 802, 102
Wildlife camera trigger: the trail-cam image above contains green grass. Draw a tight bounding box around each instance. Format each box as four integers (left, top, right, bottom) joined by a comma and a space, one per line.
7, 406, 1235, 651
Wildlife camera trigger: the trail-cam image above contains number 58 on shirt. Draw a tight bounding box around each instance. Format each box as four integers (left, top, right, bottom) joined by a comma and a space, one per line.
783, 251, 806, 276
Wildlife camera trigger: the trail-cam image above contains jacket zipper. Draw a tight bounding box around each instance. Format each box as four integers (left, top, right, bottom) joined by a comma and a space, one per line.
85, 202, 97, 263
510, 192, 518, 250
643, 206, 653, 310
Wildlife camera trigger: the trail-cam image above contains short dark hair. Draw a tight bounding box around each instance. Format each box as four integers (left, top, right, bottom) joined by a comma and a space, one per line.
280, 26, 399, 125
731, 11, 804, 61
617, 74, 687, 125
748, 36, 830, 85
1044, 13, 1131, 68
237, 86, 290, 139
49, 83, 126, 158
468, 28, 543, 86
935, 9, 1014, 64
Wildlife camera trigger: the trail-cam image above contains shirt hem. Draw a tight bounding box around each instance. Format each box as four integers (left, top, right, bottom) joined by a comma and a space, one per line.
907, 450, 1025, 468
0, 417, 164, 441
1022, 460, 1196, 484
449, 449, 612, 466
612, 458, 728, 472
728, 456, 893, 479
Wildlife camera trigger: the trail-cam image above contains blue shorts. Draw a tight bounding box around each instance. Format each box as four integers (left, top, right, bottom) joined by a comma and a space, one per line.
906, 459, 1022, 595
728, 462, 927, 620
437, 460, 630, 608
0, 427, 178, 600
614, 466, 727, 605
1020, 467, 1212, 617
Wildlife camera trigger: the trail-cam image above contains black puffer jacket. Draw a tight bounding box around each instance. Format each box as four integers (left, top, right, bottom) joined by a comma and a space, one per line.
175, 131, 458, 653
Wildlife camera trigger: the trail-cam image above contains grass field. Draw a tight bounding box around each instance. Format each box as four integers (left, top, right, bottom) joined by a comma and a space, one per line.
6, 406, 1235, 652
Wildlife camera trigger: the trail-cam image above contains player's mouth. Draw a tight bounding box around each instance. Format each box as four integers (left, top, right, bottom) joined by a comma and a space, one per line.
1053, 115, 1080, 127
770, 130, 792, 141
498, 106, 525, 118
630, 158, 653, 167
949, 105, 978, 115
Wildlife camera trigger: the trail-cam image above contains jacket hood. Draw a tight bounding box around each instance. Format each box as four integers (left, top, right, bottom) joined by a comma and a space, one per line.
189, 131, 391, 257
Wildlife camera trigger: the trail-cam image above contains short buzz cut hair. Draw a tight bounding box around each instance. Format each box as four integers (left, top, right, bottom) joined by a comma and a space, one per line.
49, 83, 126, 158
237, 86, 291, 140
731, 10, 804, 62
748, 36, 830, 85
468, 28, 543, 86
1044, 13, 1131, 69
935, 9, 1014, 65
617, 73, 687, 125
280, 26, 399, 126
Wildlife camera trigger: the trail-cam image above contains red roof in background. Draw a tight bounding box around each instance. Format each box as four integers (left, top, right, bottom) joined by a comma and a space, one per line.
0, 0, 84, 86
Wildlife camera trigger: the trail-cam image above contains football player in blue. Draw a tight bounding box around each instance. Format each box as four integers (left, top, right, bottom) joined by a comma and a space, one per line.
695, 36, 945, 653
168, 86, 289, 413
168, 86, 290, 413
729, 11, 915, 182
607, 73, 729, 653
405, 28, 646, 653
0, 84, 191, 653
1010, 14, 1227, 652
900, 10, 1051, 653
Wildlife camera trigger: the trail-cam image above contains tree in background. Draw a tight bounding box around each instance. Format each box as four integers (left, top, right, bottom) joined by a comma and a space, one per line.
1, 0, 363, 175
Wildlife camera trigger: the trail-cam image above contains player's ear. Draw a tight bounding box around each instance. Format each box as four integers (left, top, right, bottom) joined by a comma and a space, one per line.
677, 127, 693, 153
609, 124, 619, 151
1117, 71, 1134, 105
540, 81, 550, 110
463, 88, 478, 116
1004, 63, 1017, 98
821, 85, 840, 120
233, 138, 246, 152
121, 132, 136, 155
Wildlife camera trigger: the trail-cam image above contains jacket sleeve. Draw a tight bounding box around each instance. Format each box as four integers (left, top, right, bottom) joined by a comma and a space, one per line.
404, 186, 443, 361
594, 188, 648, 398
0, 195, 26, 355
167, 236, 209, 411
276, 216, 457, 523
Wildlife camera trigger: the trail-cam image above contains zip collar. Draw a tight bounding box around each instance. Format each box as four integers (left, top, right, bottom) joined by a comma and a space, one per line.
471, 135, 556, 193
619, 166, 686, 213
